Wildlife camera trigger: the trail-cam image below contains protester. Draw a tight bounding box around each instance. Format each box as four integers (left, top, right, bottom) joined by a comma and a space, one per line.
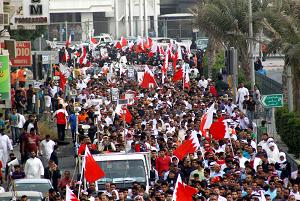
0, 36, 297, 201
24, 151, 44, 179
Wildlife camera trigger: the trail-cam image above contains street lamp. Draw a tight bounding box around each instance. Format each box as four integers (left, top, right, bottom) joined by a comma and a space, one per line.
248, 0, 255, 90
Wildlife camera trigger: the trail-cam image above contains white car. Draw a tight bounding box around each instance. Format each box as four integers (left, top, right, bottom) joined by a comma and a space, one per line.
0, 191, 43, 201
9, 179, 53, 197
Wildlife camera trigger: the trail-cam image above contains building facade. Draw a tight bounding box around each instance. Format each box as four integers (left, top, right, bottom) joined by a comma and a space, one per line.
160, 0, 197, 14
49, 0, 160, 41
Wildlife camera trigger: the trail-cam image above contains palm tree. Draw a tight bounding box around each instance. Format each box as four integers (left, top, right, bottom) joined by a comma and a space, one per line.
261, 0, 300, 113
191, 0, 267, 80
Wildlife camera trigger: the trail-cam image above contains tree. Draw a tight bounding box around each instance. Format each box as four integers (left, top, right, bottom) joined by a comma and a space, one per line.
9, 26, 46, 42
261, 0, 300, 113
191, 0, 267, 80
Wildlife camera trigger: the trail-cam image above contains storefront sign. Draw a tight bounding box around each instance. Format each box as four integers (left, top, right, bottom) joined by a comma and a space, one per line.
0, 55, 11, 101
11, 41, 32, 67
12, 0, 50, 25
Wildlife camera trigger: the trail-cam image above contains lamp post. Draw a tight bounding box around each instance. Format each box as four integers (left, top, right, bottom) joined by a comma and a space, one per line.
249, 0, 255, 90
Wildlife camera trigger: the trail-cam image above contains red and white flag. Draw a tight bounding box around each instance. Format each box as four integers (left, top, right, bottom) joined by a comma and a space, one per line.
184, 66, 190, 89
173, 68, 183, 82
140, 65, 157, 89
136, 36, 145, 53
203, 103, 215, 130
65, 185, 79, 201
62, 49, 70, 62
115, 41, 122, 49
90, 37, 99, 45
58, 71, 67, 92
172, 45, 182, 69
120, 36, 128, 47
210, 119, 230, 140
84, 146, 105, 183
173, 132, 200, 161
159, 45, 165, 55
172, 175, 198, 201
199, 103, 215, 138
78, 46, 87, 65
144, 37, 153, 49
65, 34, 72, 48
162, 47, 169, 83
148, 42, 158, 57
115, 105, 133, 124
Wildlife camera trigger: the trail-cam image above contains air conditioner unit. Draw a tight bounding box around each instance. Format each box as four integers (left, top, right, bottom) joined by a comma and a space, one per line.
0, 13, 9, 26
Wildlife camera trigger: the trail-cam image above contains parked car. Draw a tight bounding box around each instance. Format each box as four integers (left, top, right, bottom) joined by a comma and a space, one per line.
92, 33, 113, 44
9, 179, 53, 197
0, 191, 43, 201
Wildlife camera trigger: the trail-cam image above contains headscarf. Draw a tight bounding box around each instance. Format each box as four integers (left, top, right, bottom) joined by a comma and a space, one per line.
278, 152, 287, 163
111, 190, 119, 200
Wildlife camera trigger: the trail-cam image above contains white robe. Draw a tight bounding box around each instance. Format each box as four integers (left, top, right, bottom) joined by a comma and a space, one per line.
24, 157, 44, 179
236, 87, 249, 111
40, 139, 56, 160
0, 134, 13, 166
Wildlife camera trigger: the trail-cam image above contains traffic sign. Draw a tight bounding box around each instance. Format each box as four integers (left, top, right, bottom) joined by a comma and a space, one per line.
261, 94, 283, 107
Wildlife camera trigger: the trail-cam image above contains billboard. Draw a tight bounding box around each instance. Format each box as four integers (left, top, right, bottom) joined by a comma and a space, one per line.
0, 55, 11, 104
11, 41, 32, 67
11, 0, 50, 26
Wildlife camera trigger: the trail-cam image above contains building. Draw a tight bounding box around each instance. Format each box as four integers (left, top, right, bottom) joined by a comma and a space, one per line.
160, 0, 197, 15
49, 0, 160, 41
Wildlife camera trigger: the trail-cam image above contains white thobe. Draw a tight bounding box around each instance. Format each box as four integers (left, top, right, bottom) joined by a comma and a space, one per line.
24, 157, 44, 179
236, 87, 249, 111
0, 134, 13, 166
17, 114, 26, 129
198, 79, 208, 89
40, 139, 56, 160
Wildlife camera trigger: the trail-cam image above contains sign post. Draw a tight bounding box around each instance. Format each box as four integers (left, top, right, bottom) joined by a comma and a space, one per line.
261, 94, 283, 108
261, 94, 283, 137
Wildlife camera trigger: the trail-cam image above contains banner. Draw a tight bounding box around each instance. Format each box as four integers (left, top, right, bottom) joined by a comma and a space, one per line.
11, 41, 32, 67
0, 55, 11, 100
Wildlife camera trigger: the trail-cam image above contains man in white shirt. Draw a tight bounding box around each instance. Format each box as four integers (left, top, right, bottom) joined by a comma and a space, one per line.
77, 79, 87, 91
0, 129, 13, 166
40, 135, 56, 166
238, 112, 250, 130
198, 76, 208, 89
236, 83, 249, 111
17, 113, 26, 133
24, 151, 44, 179
78, 91, 87, 104
290, 183, 300, 200
258, 133, 269, 152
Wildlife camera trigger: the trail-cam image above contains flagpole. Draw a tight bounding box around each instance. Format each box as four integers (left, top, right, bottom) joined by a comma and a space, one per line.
182, 63, 185, 91
123, 107, 127, 153
77, 147, 86, 198
228, 134, 235, 157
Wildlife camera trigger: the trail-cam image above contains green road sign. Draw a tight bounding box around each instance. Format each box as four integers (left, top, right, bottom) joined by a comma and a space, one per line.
261, 94, 283, 107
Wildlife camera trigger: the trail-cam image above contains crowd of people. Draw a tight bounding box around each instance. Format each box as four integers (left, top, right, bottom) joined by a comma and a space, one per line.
0, 37, 299, 201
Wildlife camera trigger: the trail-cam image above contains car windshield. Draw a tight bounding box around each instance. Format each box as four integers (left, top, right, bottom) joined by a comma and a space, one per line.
15, 183, 51, 193
97, 159, 146, 188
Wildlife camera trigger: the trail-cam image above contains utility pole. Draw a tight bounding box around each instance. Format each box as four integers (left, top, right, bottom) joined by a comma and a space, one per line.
231, 47, 238, 101
287, 65, 294, 112
249, 0, 255, 90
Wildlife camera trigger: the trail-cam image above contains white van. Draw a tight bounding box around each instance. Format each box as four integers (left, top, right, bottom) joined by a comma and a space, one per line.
81, 152, 151, 191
